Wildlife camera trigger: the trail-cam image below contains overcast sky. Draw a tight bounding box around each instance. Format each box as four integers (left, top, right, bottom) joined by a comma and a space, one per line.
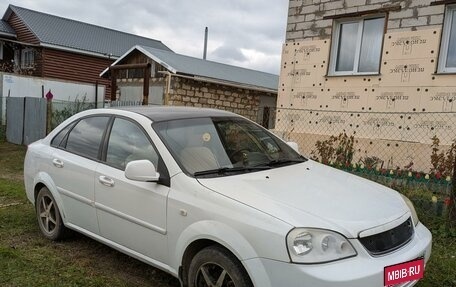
1, 0, 289, 75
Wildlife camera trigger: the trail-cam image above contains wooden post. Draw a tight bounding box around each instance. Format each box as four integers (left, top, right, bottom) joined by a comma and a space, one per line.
45, 90, 54, 134
110, 70, 117, 101
143, 63, 151, 105
46, 98, 52, 134
164, 71, 172, 105
95, 81, 99, 108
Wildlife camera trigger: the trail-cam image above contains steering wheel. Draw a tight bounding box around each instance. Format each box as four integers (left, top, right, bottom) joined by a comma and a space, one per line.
229, 149, 250, 164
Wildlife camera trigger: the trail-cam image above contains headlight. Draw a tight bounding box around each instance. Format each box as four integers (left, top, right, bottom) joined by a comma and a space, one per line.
401, 194, 419, 226
286, 228, 357, 264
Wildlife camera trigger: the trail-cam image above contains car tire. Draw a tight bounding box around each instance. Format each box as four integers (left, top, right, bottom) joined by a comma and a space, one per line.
188, 245, 252, 287
36, 187, 67, 240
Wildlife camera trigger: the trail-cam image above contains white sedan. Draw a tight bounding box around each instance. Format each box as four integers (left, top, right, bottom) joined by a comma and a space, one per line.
24, 106, 432, 287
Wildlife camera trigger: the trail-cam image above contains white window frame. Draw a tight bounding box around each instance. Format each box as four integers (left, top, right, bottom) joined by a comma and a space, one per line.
21, 48, 35, 68
329, 15, 385, 76
439, 4, 456, 73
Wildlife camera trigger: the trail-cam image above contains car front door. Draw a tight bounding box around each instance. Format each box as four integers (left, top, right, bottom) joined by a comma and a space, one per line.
50, 116, 110, 235
94, 117, 170, 263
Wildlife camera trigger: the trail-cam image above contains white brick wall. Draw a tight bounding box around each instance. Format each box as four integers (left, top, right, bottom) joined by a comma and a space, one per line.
323, 1, 344, 10
401, 16, 428, 28
408, 0, 431, 7
429, 14, 444, 25
418, 5, 445, 16
286, 0, 445, 41
345, 0, 367, 8
357, 4, 383, 12
389, 9, 414, 20
388, 19, 401, 29
302, 4, 320, 14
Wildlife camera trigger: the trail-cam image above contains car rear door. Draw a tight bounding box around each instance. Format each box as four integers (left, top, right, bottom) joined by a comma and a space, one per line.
50, 116, 110, 235
94, 117, 170, 263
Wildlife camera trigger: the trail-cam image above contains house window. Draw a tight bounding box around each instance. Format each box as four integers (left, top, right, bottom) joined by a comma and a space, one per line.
21, 48, 35, 68
439, 5, 456, 73
0, 42, 3, 60
329, 16, 385, 75
127, 68, 144, 79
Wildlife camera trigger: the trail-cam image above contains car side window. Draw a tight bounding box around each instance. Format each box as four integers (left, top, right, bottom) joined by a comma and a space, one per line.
51, 122, 74, 148
106, 118, 159, 171
65, 116, 110, 159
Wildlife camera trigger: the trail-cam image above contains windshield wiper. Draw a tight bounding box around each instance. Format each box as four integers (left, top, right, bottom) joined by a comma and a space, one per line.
264, 158, 307, 167
194, 166, 271, 177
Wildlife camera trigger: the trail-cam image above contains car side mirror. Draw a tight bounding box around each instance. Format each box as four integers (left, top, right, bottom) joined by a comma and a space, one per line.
124, 160, 160, 182
287, 141, 300, 153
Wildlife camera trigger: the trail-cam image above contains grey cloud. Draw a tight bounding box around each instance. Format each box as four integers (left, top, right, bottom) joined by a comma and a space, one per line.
211, 45, 247, 62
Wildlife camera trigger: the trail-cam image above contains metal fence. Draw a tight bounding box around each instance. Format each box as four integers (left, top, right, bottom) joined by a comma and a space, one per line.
109, 100, 143, 107
51, 98, 96, 129
268, 107, 456, 221
0, 97, 96, 144
4, 97, 46, 145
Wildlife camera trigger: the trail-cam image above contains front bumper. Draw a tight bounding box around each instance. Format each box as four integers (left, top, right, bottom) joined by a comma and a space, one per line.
243, 222, 432, 287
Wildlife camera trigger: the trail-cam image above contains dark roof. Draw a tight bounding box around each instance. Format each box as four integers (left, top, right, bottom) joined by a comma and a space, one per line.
115, 106, 237, 122
102, 45, 279, 92
0, 19, 15, 38
2, 5, 172, 57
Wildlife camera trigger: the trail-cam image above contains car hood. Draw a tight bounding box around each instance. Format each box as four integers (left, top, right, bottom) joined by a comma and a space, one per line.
197, 160, 409, 238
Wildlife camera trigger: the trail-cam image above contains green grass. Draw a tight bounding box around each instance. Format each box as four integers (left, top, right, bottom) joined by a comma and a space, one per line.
419, 232, 456, 286
0, 142, 26, 180
0, 142, 179, 287
412, 198, 456, 287
0, 141, 455, 286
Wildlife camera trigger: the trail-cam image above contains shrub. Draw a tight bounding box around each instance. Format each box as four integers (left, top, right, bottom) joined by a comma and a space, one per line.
311, 132, 355, 167
51, 97, 95, 129
430, 136, 456, 177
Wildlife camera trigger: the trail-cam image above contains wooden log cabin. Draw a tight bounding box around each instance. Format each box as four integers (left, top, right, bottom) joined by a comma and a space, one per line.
0, 5, 171, 98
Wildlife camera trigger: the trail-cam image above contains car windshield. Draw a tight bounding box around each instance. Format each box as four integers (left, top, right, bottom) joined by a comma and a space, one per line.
153, 117, 306, 177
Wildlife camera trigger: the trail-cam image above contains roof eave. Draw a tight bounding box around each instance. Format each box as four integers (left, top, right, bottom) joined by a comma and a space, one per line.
136, 45, 177, 73
0, 37, 40, 47
100, 45, 138, 77
176, 73, 277, 94
40, 43, 120, 60
99, 45, 177, 77
0, 31, 16, 39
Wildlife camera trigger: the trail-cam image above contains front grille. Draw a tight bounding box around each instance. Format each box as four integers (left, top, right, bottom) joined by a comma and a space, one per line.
359, 217, 414, 256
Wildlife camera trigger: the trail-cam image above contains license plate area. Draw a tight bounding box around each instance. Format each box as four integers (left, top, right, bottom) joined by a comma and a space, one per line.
384, 258, 424, 286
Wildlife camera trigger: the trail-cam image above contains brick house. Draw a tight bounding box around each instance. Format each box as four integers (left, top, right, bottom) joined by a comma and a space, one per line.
101, 45, 278, 126
0, 5, 171, 97
277, 0, 456, 170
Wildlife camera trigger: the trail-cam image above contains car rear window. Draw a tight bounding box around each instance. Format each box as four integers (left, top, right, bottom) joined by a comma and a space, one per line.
65, 116, 110, 159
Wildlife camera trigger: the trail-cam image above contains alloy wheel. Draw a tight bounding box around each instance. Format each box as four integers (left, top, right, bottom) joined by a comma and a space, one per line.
195, 262, 236, 287
38, 194, 58, 235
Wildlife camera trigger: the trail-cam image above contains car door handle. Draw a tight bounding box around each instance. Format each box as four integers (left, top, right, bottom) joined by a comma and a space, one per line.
99, 176, 115, 187
52, 159, 64, 168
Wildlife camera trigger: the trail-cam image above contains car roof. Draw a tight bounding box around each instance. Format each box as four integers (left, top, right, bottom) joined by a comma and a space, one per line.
114, 106, 238, 122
